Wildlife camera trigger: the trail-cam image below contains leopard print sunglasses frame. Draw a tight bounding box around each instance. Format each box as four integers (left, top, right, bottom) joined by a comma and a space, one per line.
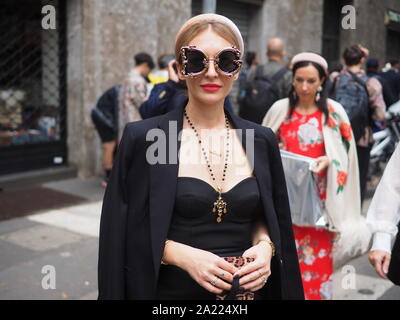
179, 45, 242, 78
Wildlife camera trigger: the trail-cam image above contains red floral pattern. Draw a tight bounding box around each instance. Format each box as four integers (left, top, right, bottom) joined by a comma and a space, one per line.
328, 104, 351, 153
328, 116, 336, 128
294, 226, 336, 300
279, 109, 334, 300
336, 170, 347, 193
279, 109, 327, 199
337, 171, 347, 186
339, 123, 352, 142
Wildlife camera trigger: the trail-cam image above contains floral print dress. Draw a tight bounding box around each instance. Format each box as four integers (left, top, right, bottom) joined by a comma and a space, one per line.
279, 109, 335, 300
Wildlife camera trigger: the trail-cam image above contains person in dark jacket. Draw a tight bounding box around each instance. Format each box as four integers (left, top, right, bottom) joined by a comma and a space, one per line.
91, 85, 121, 187
98, 13, 303, 300
366, 58, 396, 109
139, 60, 234, 119
381, 59, 400, 104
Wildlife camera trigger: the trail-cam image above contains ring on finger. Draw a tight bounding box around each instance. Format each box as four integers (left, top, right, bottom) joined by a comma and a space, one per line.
210, 276, 218, 286
262, 276, 268, 284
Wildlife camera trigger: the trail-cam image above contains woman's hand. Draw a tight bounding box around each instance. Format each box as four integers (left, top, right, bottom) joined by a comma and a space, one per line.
311, 156, 329, 174
167, 59, 180, 83
234, 241, 273, 292
368, 250, 391, 279
166, 241, 238, 294
278, 136, 286, 150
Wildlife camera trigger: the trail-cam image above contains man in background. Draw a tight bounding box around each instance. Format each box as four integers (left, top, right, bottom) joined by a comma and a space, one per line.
239, 38, 291, 123
330, 45, 386, 202
246, 37, 292, 99
118, 52, 154, 140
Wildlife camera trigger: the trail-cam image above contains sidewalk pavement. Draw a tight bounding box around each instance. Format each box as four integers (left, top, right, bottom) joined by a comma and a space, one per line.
0, 176, 399, 300
0, 177, 103, 300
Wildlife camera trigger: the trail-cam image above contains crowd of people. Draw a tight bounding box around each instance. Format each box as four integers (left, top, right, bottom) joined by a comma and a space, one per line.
94, 13, 400, 300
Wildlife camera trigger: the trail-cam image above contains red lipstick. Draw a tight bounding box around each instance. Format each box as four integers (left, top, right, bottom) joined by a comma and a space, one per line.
200, 84, 222, 92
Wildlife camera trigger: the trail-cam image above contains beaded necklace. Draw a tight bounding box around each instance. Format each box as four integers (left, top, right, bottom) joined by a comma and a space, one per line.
183, 109, 230, 223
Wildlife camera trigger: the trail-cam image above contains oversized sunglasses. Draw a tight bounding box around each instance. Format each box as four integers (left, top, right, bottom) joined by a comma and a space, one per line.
180, 45, 242, 77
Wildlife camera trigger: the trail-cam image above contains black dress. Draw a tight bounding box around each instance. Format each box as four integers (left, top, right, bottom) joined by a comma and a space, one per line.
156, 176, 263, 300
98, 102, 305, 300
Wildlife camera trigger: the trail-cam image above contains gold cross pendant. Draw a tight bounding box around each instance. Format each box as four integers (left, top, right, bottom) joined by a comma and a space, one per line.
212, 187, 228, 223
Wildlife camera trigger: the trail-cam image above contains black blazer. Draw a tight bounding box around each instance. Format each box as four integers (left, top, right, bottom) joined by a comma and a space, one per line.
97, 102, 304, 300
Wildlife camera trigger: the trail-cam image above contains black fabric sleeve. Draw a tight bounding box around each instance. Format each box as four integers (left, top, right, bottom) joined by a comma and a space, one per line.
264, 127, 305, 300
97, 124, 135, 299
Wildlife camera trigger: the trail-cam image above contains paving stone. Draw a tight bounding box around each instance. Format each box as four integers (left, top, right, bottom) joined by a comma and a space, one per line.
0, 217, 41, 236
43, 178, 105, 202
62, 201, 103, 219
79, 290, 98, 300
0, 225, 84, 252
333, 272, 395, 300
378, 285, 400, 300
0, 237, 98, 300
0, 239, 38, 272
0, 186, 87, 221
28, 206, 101, 238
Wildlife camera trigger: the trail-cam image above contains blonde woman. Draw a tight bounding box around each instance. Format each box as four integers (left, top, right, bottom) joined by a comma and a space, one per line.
98, 14, 303, 300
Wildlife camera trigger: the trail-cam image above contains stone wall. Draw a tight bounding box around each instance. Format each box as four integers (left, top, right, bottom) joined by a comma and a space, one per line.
247, 0, 400, 67
248, 0, 324, 65
340, 0, 400, 64
66, 0, 190, 178
66, 0, 400, 178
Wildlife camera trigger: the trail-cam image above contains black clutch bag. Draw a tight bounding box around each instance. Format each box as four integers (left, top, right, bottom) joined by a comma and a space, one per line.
216, 256, 255, 300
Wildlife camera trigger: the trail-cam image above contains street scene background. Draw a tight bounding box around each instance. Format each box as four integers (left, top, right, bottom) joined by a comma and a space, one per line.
1, 0, 400, 300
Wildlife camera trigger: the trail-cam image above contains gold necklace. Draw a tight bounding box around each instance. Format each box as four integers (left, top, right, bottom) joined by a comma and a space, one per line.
184, 110, 230, 223
209, 150, 222, 157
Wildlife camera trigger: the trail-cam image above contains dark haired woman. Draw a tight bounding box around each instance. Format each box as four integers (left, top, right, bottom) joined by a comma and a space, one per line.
262, 52, 371, 300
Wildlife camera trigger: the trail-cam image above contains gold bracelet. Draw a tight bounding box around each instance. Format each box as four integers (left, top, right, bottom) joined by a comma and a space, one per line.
257, 239, 276, 257
161, 239, 171, 265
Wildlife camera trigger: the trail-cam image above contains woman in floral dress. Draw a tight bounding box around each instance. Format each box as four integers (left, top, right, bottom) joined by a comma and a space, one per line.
262, 53, 371, 300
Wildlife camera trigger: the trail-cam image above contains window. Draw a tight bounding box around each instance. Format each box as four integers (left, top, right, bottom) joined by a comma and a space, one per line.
386, 29, 400, 62
0, 0, 67, 174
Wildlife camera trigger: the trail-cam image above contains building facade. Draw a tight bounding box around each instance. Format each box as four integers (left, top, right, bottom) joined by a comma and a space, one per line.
0, 0, 399, 178
66, 0, 190, 178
